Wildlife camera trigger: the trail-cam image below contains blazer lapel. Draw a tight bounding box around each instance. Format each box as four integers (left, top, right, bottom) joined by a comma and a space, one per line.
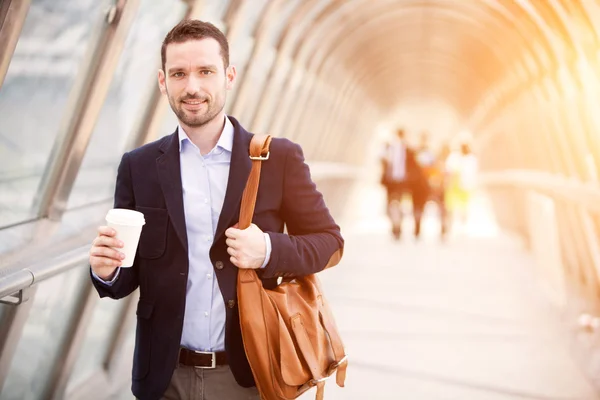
214, 117, 252, 243
157, 131, 188, 251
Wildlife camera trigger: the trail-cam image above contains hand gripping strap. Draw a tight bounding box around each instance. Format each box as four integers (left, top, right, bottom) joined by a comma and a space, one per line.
238, 134, 345, 400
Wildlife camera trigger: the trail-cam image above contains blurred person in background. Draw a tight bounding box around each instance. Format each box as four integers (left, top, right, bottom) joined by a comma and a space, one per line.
433, 143, 452, 238
87, 19, 343, 400
446, 142, 478, 229
415, 133, 449, 239
380, 128, 428, 240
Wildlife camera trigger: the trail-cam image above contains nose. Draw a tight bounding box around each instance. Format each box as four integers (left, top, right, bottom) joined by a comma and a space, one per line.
184, 74, 202, 97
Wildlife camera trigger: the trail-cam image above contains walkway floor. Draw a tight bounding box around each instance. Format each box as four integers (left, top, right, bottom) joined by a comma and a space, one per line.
301, 194, 599, 399
113, 188, 599, 400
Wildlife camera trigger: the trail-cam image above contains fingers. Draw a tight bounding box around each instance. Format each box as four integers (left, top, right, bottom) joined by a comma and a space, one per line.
225, 223, 261, 238
89, 246, 123, 271
227, 246, 243, 268
226, 246, 237, 257
90, 245, 124, 261
93, 234, 123, 249
225, 227, 240, 239
227, 239, 244, 268
90, 226, 124, 268
90, 254, 122, 268
98, 225, 118, 237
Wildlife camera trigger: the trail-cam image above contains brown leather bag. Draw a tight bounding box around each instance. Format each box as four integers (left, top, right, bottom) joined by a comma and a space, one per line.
237, 134, 348, 400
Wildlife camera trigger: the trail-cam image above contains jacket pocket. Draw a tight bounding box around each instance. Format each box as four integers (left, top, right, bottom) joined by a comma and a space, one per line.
135, 206, 168, 259
133, 300, 154, 380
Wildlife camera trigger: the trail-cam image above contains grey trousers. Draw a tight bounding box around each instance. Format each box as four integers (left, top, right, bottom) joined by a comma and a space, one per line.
160, 364, 260, 400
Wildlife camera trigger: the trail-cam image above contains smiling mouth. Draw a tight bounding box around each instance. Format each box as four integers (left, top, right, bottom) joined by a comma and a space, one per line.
181, 99, 207, 110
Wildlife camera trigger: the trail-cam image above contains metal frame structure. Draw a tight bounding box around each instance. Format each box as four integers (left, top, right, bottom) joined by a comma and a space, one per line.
2, 0, 600, 397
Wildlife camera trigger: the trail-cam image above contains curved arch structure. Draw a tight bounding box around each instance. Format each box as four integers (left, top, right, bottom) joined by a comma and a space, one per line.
3, 1, 600, 396
203, 0, 600, 346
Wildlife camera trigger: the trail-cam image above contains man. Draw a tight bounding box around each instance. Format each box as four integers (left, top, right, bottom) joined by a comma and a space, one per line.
380, 128, 427, 239
430, 142, 452, 239
88, 20, 343, 400
415, 132, 445, 239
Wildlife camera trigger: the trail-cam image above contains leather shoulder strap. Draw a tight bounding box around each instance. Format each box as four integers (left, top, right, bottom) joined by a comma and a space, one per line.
239, 134, 272, 229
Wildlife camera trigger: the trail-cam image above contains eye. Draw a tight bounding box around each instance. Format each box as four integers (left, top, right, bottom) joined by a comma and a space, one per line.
200, 70, 213, 75
172, 72, 185, 78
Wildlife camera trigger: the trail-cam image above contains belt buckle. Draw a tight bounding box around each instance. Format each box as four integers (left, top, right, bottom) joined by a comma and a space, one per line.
193, 350, 216, 369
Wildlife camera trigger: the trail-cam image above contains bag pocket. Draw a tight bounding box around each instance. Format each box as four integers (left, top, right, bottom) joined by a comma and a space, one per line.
280, 312, 311, 386
135, 206, 168, 259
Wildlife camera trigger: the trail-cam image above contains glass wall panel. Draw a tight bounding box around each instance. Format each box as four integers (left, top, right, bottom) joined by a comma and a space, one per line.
204, 0, 232, 24
0, 220, 38, 256
66, 297, 126, 392
66, 0, 187, 210
234, 0, 268, 37
0, 304, 8, 326
0, 266, 89, 400
266, 0, 302, 46
0, 0, 110, 228
159, 102, 180, 139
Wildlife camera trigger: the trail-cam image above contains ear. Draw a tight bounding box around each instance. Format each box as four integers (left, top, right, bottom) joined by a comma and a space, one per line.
158, 69, 167, 95
225, 65, 236, 90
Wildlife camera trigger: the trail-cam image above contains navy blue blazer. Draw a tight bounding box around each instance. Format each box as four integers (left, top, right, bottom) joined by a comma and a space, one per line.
91, 116, 344, 400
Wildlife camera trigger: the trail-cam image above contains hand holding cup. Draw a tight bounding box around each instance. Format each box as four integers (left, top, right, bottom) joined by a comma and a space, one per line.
89, 226, 125, 280
89, 209, 145, 281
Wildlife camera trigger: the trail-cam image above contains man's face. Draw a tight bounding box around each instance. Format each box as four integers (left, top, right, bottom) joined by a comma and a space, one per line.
158, 38, 235, 128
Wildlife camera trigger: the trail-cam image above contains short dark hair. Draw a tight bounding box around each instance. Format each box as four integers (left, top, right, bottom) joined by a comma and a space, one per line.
161, 19, 229, 71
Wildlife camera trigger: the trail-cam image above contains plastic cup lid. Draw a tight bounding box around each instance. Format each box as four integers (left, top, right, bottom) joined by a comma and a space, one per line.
105, 208, 146, 226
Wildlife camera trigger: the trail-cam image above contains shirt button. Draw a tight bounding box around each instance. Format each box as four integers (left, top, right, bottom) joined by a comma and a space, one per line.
205, 235, 212, 242
227, 299, 236, 309
204, 198, 208, 204
215, 261, 224, 270
204, 311, 209, 317
207, 273, 212, 280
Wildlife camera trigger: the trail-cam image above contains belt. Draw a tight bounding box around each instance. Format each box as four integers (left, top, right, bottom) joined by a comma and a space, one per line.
178, 347, 227, 369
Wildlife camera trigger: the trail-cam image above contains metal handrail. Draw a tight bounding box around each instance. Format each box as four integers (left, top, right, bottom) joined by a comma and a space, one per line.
4, 167, 597, 302
0, 245, 90, 301
0, 162, 358, 302
479, 169, 600, 214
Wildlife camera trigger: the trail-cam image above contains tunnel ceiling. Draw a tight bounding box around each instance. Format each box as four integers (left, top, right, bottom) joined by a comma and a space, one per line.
279, 0, 594, 139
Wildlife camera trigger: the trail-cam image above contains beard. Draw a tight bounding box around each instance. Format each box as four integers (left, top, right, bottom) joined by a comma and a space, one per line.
168, 91, 225, 128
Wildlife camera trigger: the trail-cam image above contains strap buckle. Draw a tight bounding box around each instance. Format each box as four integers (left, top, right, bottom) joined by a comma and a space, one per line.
330, 355, 348, 369
304, 355, 348, 388
249, 151, 270, 161
193, 350, 216, 369
326, 354, 348, 375
310, 375, 331, 385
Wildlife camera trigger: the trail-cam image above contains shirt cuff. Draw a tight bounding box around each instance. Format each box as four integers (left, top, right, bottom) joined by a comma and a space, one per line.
92, 268, 121, 286
260, 233, 272, 269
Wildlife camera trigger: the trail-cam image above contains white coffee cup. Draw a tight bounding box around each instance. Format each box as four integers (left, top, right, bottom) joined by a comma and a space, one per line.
105, 208, 146, 268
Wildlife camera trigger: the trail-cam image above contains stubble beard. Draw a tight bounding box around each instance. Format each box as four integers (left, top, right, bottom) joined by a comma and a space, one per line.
168, 92, 225, 128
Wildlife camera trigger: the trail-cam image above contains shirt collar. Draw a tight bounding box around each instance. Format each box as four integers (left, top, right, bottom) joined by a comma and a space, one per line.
178, 116, 234, 153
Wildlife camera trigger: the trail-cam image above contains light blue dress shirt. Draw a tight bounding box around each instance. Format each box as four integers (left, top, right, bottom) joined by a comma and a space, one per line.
94, 116, 271, 352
